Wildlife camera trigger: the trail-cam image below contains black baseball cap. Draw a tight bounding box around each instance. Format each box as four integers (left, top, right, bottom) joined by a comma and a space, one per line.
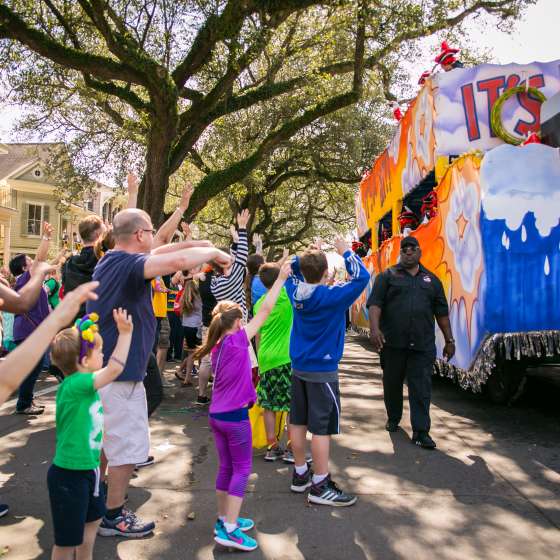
400, 236, 420, 250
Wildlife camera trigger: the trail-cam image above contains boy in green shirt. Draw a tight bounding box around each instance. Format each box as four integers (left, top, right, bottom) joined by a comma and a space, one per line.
253, 263, 294, 462
48, 308, 133, 560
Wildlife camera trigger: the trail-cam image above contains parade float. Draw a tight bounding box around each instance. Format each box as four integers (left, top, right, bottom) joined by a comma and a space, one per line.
352, 51, 560, 403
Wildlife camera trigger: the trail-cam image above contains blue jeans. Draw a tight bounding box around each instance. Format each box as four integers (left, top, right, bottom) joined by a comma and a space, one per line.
16, 342, 45, 411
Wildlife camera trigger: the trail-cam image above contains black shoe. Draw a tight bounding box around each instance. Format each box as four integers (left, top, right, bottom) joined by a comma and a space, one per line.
308, 475, 357, 507
385, 420, 399, 432
135, 456, 155, 469
412, 431, 436, 449
195, 395, 210, 406
290, 467, 313, 493
0, 503, 8, 518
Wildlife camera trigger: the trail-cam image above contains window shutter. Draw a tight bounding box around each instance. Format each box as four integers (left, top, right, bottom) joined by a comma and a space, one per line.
21, 202, 29, 236
43, 204, 50, 224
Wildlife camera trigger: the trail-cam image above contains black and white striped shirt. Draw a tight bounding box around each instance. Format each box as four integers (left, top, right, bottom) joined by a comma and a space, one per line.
211, 228, 248, 320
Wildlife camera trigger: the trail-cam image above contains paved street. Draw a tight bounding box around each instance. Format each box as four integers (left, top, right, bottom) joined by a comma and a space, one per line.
1, 336, 559, 559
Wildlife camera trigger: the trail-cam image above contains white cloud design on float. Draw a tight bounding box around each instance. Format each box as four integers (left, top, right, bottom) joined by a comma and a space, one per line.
387, 122, 401, 165
448, 299, 480, 370
480, 144, 560, 237
445, 175, 482, 294
401, 131, 422, 195
414, 87, 433, 165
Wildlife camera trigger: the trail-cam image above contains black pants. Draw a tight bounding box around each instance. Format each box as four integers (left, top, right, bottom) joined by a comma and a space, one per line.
167, 311, 183, 360
380, 347, 435, 433
15, 343, 44, 411
143, 353, 163, 417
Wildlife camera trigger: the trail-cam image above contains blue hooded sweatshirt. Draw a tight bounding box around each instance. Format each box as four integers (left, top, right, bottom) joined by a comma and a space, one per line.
285, 250, 369, 379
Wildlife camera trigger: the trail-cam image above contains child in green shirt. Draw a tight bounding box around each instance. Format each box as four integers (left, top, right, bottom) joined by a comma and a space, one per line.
253, 263, 294, 462
47, 308, 133, 560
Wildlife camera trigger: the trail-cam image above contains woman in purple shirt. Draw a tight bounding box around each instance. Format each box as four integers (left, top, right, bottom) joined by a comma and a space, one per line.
194, 260, 290, 552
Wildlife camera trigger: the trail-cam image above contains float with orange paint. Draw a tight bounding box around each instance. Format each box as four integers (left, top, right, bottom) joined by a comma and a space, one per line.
352, 60, 560, 403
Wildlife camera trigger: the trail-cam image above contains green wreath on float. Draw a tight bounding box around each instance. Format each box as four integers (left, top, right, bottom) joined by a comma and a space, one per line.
490, 86, 547, 145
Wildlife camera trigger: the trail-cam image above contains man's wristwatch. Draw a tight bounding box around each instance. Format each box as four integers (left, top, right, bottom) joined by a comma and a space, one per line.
445, 338, 455, 344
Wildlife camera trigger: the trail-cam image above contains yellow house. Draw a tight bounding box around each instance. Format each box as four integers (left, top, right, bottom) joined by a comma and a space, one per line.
0, 143, 118, 263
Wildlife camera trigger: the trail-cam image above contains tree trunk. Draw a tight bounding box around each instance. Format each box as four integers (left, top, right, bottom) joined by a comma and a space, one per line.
139, 96, 178, 225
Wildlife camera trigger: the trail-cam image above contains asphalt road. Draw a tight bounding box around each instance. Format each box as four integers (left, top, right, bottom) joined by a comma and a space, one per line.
1, 336, 559, 559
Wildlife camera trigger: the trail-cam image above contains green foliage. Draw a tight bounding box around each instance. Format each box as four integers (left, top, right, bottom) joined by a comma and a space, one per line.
0, 0, 534, 241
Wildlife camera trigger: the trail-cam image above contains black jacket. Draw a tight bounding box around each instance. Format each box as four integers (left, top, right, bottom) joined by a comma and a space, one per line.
62, 246, 99, 317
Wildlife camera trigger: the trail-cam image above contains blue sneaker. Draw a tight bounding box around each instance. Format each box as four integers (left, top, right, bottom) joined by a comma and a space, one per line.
214, 517, 255, 535
214, 526, 258, 551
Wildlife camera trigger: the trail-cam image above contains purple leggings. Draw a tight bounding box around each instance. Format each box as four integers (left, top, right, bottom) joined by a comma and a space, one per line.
209, 418, 252, 498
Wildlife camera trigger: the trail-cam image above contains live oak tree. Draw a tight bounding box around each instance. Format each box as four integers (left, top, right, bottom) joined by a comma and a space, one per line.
193, 101, 392, 251
0, 0, 533, 223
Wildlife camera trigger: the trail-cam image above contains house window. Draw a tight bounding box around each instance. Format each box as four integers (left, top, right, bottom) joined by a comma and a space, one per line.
27, 204, 43, 235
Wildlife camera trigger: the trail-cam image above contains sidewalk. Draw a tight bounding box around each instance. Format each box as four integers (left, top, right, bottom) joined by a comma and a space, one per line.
1, 336, 559, 559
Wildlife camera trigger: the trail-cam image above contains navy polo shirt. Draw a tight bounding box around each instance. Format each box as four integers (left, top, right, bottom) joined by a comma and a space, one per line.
87, 250, 155, 382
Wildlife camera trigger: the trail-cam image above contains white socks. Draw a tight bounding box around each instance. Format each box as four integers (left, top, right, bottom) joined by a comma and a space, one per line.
224, 521, 237, 533
312, 473, 328, 485
295, 464, 308, 475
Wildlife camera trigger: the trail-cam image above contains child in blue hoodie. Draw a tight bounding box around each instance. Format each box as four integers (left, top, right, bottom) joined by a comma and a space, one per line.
284, 238, 369, 507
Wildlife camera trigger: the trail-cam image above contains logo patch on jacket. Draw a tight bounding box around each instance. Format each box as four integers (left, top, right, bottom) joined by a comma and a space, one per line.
423, 276, 431, 283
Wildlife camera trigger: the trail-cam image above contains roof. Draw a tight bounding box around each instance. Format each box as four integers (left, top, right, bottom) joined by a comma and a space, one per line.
0, 142, 63, 181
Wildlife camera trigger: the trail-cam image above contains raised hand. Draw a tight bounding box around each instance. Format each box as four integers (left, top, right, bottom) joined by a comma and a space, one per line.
252, 233, 263, 254
127, 172, 139, 194
113, 308, 133, 335
279, 260, 292, 280
334, 237, 349, 256
42, 222, 53, 239
237, 209, 250, 229
229, 224, 239, 244
278, 248, 290, 265
181, 221, 192, 239
179, 182, 193, 211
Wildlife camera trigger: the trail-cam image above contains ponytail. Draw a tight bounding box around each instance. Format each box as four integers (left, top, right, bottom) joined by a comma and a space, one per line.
193, 301, 243, 360
180, 278, 199, 315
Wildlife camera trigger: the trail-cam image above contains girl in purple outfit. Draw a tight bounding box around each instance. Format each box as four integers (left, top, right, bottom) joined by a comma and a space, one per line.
194, 260, 290, 552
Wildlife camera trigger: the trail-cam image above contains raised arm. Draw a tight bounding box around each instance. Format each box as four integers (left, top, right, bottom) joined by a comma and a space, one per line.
0, 262, 53, 313
35, 222, 53, 263
126, 172, 139, 209
233, 210, 250, 268
151, 239, 213, 256
245, 261, 291, 340
144, 246, 232, 279
93, 308, 134, 390
153, 183, 193, 249
0, 282, 99, 405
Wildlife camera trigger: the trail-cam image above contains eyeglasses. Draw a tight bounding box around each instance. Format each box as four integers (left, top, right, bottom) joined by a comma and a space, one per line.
400, 246, 419, 253
135, 228, 156, 235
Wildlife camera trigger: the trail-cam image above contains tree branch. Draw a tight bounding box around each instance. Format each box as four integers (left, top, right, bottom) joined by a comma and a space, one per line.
171, 0, 252, 88
82, 74, 149, 113
0, 3, 146, 84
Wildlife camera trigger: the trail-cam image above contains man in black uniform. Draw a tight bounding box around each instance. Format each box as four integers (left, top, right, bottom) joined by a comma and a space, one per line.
367, 237, 455, 449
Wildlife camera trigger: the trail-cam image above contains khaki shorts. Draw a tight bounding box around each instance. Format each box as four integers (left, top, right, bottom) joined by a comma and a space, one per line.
158, 317, 171, 349
98, 381, 150, 467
